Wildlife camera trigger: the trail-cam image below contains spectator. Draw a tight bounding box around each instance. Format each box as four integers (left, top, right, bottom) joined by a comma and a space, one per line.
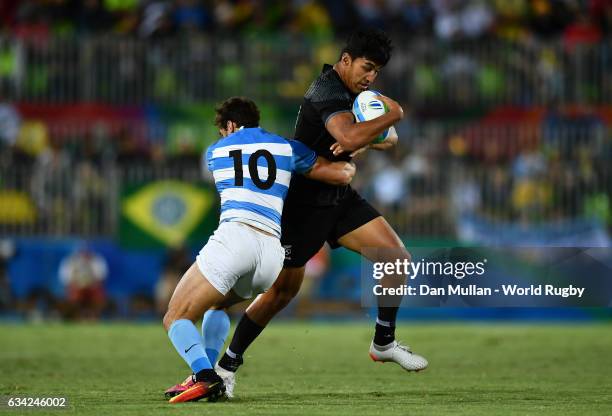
30, 137, 72, 234
78, 0, 113, 34
528, 0, 572, 39
72, 161, 108, 235
0, 104, 20, 147
432, 0, 494, 40
452, 176, 480, 215
0, 239, 16, 313
372, 157, 407, 210
0, 0, 608, 41
59, 245, 108, 320
139, 1, 175, 38
174, 0, 212, 33
512, 148, 546, 180
563, 10, 602, 51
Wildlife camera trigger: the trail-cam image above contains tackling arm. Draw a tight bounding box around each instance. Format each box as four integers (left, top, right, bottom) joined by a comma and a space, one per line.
303, 157, 356, 185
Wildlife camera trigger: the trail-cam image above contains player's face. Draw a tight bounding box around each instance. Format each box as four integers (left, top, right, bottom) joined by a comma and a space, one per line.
347, 56, 382, 94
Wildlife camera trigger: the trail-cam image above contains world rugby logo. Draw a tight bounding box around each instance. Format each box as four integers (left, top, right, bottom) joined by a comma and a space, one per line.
368, 100, 384, 110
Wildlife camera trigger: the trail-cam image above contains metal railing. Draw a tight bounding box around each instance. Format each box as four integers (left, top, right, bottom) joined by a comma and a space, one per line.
0, 149, 206, 237
1, 35, 611, 107
1, 120, 609, 239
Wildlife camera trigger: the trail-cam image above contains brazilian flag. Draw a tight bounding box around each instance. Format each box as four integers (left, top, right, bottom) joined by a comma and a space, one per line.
120, 180, 219, 248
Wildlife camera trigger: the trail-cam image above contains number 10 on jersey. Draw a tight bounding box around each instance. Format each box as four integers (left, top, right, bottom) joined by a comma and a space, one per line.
229, 149, 277, 190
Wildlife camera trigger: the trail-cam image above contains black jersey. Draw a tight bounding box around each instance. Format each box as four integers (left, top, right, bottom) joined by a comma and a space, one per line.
290, 64, 357, 206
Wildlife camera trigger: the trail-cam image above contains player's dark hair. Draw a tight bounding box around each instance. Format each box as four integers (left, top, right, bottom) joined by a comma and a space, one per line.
215, 97, 260, 129
340, 28, 393, 67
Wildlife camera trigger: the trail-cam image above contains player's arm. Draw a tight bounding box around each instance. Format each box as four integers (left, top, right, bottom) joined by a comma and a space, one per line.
289, 139, 354, 185
331, 125, 399, 157
303, 157, 355, 185
326, 95, 403, 152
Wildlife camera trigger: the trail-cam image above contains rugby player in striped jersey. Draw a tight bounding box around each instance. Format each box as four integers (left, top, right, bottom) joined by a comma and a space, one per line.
162, 96, 355, 403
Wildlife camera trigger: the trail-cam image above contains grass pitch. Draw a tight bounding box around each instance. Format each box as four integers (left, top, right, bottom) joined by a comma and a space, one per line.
1, 322, 611, 415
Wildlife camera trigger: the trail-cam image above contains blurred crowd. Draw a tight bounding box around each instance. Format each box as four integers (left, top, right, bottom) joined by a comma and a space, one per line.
1, 24, 610, 108
0, 109, 206, 236
0, 0, 610, 41
356, 108, 611, 234
1, 110, 610, 239
0, 1, 610, 320
0, 240, 192, 321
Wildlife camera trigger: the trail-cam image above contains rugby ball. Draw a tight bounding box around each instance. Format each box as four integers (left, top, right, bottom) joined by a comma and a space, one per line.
352, 90, 389, 143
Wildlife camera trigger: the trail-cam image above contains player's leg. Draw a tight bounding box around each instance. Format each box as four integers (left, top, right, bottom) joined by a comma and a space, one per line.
162, 263, 227, 402
337, 216, 406, 343
213, 227, 286, 397
193, 296, 242, 398
216, 202, 329, 377
198, 287, 282, 399
201, 290, 246, 365
164, 293, 245, 399
201, 309, 230, 364
246, 266, 305, 325
164, 222, 266, 402
217, 267, 305, 368
336, 215, 428, 371
202, 309, 232, 364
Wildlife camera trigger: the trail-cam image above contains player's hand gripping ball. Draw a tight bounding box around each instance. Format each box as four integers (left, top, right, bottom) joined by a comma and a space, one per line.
352, 90, 389, 144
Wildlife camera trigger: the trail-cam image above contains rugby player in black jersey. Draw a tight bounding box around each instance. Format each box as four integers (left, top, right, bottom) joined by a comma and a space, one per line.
215, 29, 428, 396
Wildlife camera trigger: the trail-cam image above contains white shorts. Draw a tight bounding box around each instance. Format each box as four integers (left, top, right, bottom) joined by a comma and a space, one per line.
196, 221, 285, 299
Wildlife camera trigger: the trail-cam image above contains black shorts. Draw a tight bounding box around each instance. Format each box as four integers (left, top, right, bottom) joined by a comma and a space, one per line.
280, 187, 380, 267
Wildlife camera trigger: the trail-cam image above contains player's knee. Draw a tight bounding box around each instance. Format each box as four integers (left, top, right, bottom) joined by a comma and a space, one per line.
400, 248, 412, 263
162, 310, 175, 331
273, 288, 298, 309
376, 247, 411, 264
162, 304, 196, 331
275, 268, 303, 297
265, 280, 301, 310
258, 285, 294, 311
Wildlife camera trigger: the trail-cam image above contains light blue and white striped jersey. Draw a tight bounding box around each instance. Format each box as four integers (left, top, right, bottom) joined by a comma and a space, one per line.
205, 127, 317, 237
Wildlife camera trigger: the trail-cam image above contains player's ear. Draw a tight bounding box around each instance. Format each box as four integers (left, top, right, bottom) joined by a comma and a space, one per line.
341, 53, 352, 67
226, 121, 236, 134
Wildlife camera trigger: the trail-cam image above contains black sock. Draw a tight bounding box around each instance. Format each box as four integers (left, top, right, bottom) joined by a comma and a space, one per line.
195, 368, 219, 383
218, 314, 264, 372
228, 314, 265, 355
218, 352, 243, 372
374, 306, 398, 346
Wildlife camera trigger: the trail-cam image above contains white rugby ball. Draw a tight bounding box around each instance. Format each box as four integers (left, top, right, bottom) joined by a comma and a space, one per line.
352, 90, 389, 143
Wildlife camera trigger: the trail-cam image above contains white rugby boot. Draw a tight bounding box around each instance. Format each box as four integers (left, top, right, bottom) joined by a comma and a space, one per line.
214, 363, 236, 398
369, 341, 428, 371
